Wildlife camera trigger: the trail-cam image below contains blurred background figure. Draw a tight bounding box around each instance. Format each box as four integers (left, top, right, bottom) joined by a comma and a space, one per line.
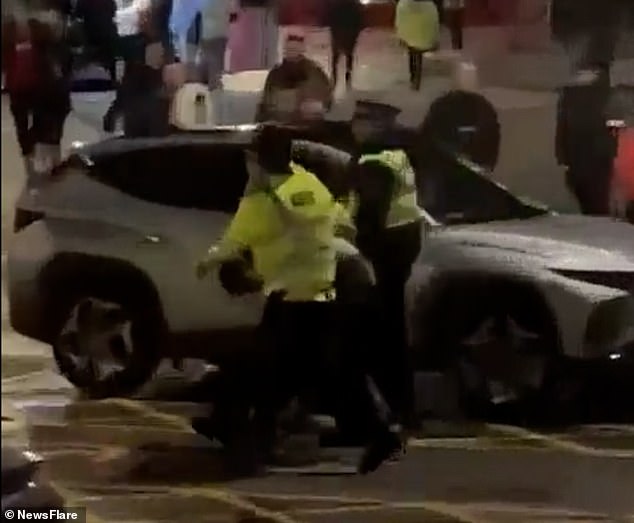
229, 0, 278, 72
418, 61, 500, 172
170, 0, 205, 80
324, 0, 363, 91
2, 2, 72, 180
556, 69, 615, 216
73, 0, 118, 85
256, 30, 332, 123
198, 0, 237, 90
442, 0, 465, 50
395, 0, 440, 91
104, 0, 183, 136
550, 0, 622, 80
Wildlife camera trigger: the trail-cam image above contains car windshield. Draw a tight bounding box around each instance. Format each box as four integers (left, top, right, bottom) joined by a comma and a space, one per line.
418, 154, 551, 225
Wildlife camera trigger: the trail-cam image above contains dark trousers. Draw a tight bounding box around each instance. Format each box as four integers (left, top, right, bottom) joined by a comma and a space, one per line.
253, 293, 390, 453
9, 91, 39, 157
9, 89, 70, 155
330, 32, 359, 87
566, 159, 613, 216
626, 202, 634, 224
407, 47, 424, 90
368, 222, 422, 426
446, 8, 465, 50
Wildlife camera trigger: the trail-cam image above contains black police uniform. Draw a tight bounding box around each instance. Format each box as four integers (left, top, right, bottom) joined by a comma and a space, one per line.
350, 101, 422, 429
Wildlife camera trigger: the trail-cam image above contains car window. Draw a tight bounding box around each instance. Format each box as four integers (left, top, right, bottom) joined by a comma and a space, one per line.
89, 144, 249, 213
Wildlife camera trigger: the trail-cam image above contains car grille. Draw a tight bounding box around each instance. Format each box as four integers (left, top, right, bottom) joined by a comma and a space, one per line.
554, 270, 634, 294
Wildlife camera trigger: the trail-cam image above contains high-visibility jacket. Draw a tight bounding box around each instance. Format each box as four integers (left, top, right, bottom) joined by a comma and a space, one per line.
206, 162, 353, 301
395, 0, 440, 51
357, 149, 424, 229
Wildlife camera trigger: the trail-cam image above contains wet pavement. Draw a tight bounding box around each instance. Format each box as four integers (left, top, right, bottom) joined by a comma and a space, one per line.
3, 356, 634, 523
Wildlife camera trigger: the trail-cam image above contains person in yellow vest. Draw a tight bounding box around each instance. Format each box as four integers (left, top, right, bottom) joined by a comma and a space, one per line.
195, 124, 402, 474
348, 100, 424, 431
395, 0, 440, 90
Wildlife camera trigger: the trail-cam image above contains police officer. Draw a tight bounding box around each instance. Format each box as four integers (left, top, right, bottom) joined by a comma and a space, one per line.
196, 124, 402, 474
347, 101, 424, 430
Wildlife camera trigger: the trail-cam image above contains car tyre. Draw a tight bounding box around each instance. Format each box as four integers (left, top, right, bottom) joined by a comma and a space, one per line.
430, 286, 562, 421
51, 283, 164, 399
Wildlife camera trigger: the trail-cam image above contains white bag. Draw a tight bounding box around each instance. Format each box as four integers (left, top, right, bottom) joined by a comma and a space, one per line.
170, 83, 216, 130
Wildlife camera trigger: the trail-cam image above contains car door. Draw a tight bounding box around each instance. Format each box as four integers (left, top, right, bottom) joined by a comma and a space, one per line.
31, 139, 264, 335
102, 140, 266, 334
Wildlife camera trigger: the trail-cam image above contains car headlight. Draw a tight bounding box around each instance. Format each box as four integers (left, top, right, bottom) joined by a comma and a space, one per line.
551, 269, 634, 293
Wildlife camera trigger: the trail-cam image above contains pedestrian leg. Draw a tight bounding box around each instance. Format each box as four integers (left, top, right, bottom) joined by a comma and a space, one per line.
9, 92, 36, 178
330, 35, 341, 87
199, 37, 228, 91
407, 47, 416, 88
448, 9, 464, 50
344, 40, 356, 88
412, 49, 423, 90
372, 223, 421, 428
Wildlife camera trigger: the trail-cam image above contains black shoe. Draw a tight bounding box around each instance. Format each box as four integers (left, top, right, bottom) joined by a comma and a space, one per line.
358, 429, 403, 475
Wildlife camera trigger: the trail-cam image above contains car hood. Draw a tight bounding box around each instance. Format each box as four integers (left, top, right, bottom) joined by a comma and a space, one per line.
443, 214, 634, 271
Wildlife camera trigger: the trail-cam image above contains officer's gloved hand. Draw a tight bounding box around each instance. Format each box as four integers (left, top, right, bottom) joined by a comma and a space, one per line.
218, 254, 264, 296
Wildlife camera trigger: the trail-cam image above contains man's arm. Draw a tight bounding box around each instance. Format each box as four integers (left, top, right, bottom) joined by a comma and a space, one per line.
196, 195, 259, 277
354, 160, 395, 258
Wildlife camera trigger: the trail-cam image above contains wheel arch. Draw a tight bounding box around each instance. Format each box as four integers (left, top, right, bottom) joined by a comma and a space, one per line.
410, 271, 562, 369
37, 252, 168, 344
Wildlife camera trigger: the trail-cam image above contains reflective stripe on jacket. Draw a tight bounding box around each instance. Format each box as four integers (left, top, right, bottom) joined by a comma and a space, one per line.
395, 0, 440, 51
358, 149, 423, 228
213, 163, 350, 301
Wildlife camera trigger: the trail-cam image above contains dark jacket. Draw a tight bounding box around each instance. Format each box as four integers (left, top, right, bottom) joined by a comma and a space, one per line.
2, 15, 71, 96
555, 77, 615, 168
325, 0, 363, 45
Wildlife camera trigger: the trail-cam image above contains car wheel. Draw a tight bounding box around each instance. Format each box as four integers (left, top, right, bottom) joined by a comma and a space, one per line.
52, 289, 164, 399
442, 292, 561, 419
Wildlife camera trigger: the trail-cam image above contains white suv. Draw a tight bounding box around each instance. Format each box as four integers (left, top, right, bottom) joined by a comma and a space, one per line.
9, 130, 269, 398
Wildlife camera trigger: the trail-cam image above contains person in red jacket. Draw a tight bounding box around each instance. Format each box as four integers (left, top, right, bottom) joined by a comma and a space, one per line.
2, 8, 72, 182
612, 125, 634, 223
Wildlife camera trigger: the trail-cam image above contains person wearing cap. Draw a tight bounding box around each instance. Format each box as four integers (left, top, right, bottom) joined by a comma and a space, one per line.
256, 30, 333, 123
346, 100, 424, 430
194, 124, 402, 474
417, 61, 500, 172
556, 68, 615, 215
395, 0, 440, 91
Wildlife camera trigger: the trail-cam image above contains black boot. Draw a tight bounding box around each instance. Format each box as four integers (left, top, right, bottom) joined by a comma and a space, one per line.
358, 427, 403, 475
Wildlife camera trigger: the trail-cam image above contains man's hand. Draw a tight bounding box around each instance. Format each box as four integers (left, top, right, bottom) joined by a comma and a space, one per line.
163, 62, 186, 90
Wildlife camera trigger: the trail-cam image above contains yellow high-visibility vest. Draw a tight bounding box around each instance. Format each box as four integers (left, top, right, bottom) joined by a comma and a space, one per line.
357, 149, 424, 228
213, 163, 351, 301
395, 0, 440, 51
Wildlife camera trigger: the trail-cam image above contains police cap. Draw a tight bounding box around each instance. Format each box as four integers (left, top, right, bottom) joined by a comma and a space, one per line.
353, 100, 401, 123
